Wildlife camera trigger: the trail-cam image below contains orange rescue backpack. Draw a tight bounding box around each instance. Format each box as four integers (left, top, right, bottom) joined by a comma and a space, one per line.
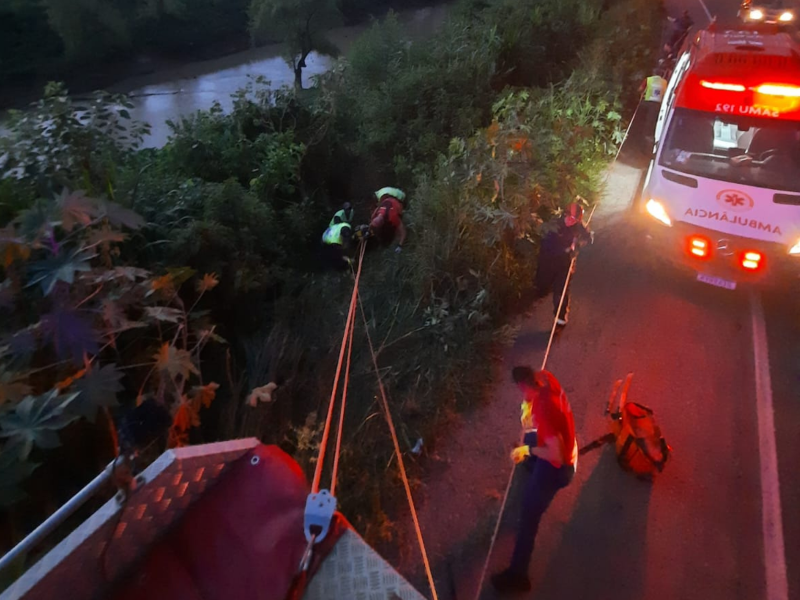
613, 400, 670, 479
579, 373, 671, 480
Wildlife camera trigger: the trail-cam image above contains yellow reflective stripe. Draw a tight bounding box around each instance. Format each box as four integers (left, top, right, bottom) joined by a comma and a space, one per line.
323, 223, 351, 245
330, 208, 354, 227
520, 401, 534, 430
644, 76, 666, 102
375, 187, 406, 202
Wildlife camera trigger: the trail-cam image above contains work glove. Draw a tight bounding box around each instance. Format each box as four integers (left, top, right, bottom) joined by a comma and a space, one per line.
394, 245, 403, 254
510, 445, 531, 464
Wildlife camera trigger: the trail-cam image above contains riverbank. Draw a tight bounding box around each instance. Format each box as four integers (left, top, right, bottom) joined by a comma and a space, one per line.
0, 0, 450, 112
1, 4, 451, 149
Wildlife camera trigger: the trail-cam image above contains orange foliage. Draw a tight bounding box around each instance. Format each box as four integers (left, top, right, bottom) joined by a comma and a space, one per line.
153, 343, 198, 380
196, 273, 219, 294
167, 383, 219, 448
149, 273, 174, 295
190, 382, 219, 409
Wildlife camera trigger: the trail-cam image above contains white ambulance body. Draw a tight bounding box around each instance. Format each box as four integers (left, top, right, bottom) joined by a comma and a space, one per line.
639, 25, 800, 289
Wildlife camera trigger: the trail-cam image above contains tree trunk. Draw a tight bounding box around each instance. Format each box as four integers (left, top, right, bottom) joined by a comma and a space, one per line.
294, 49, 311, 91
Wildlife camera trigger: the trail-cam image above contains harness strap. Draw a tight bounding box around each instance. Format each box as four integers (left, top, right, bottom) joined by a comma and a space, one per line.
578, 433, 615, 456
618, 434, 636, 468
621, 432, 670, 473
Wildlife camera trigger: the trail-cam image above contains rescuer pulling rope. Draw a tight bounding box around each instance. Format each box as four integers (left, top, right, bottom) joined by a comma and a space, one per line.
534, 200, 593, 327
490, 368, 579, 593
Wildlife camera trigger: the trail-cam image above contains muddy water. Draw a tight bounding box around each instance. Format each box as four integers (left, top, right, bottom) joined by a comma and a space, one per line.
108, 4, 450, 148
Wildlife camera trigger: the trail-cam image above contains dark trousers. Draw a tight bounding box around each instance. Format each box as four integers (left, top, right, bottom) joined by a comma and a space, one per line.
510, 431, 575, 576
320, 243, 349, 271
639, 101, 660, 155
370, 222, 396, 247
534, 255, 573, 319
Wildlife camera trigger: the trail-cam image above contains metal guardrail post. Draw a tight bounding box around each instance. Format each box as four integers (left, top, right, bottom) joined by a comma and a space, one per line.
0, 458, 119, 575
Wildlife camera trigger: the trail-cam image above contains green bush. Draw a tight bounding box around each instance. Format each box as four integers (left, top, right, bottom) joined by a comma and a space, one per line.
323, 0, 610, 185
0, 82, 149, 197
118, 83, 328, 293
162, 103, 306, 190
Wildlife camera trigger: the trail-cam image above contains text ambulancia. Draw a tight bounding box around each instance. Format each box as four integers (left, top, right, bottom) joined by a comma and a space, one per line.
639, 24, 800, 289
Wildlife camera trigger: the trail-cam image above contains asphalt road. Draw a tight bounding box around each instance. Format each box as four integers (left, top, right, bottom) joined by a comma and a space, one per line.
400, 172, 798, 600
495, 162, 792, 600
396, 3, 799, 599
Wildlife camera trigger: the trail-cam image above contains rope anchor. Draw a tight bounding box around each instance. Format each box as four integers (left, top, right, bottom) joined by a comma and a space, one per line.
303, 489, 337, 544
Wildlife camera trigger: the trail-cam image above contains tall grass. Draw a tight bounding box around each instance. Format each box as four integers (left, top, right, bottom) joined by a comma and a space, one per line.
225, 0, 663, 551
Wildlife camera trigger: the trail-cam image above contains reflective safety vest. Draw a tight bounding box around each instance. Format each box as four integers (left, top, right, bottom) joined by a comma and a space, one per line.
322, 222, 351, 246
375, 187, 405, 203
520, 401, 535, 432
643, 76, 667, 103
329, 207, 354, 227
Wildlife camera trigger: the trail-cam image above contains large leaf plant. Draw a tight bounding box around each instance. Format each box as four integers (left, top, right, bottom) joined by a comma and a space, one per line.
0, 189, 222, 507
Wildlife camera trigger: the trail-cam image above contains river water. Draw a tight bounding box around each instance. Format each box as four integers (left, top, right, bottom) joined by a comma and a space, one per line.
100, 5, 450, 148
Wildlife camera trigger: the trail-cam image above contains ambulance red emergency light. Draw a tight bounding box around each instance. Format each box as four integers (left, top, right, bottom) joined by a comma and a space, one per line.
639, 25, 800, 290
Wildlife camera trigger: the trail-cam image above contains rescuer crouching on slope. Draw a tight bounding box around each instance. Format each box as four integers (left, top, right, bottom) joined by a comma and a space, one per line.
492, 367, 578, 594
321, 213, 354, 271
534, 201, 593, 326
368, 187, 407, 253
329, 202, 354, 228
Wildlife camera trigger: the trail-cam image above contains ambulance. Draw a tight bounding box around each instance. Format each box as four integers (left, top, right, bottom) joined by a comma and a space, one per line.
638, 24, 800, 289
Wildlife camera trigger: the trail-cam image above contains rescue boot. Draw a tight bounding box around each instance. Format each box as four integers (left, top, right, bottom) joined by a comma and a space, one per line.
491, 569, 531, 594
555, 304, 569, 327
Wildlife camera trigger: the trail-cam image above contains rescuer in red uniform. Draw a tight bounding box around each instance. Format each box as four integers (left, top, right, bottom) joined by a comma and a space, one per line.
368, 188, 407, 252
492, 367, 578, 594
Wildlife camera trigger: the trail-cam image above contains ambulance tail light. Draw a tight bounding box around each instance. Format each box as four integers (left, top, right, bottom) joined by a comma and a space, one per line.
755, 84, 800, 98
646, 199, 672, 227
741, 251, 763, 270
700, 81, 745, 92
689, 236, 710, 259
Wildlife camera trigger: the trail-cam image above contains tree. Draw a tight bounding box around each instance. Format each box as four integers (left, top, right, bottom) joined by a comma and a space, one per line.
3, 0, 186, 61
39, 0, 129, 59
248, 0, 341, 89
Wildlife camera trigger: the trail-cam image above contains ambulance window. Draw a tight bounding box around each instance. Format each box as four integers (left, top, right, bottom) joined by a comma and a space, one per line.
659, 108, 800, 192
655, 52, 691, 142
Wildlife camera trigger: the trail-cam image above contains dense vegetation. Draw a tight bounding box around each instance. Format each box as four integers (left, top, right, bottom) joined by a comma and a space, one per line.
0, 0, 662, 578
